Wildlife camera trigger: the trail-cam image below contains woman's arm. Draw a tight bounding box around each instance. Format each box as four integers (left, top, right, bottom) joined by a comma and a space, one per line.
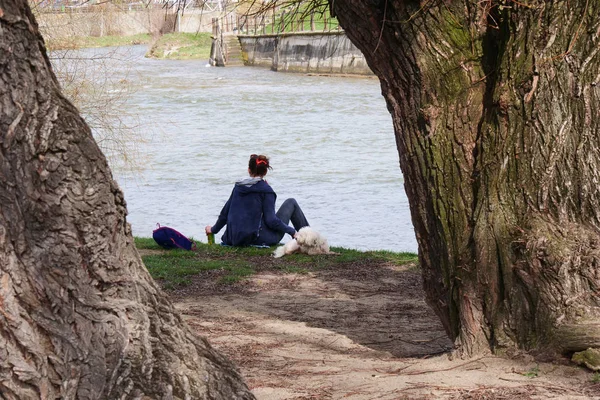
262, 193, 296, 236
210, 192, 232, 234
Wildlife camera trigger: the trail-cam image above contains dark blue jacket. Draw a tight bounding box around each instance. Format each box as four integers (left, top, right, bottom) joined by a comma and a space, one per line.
211, 178, 296, 246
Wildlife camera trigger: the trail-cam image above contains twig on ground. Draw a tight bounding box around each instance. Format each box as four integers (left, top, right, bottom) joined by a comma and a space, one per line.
375, 364, 412, 374
402, 356, 489, 375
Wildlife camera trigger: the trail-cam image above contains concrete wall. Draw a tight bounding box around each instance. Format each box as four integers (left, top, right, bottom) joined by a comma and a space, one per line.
37, 9, 217, 39
239, 35, 277, 69
177, 10, 218, 34
239, 32, 372, 76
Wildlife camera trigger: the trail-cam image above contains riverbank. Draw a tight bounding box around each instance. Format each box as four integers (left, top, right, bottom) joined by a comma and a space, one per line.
135, 238, 599, 399
146, 32, 213, 60
46, 32, 212, 60
135, 237, 418, 288
46, 33, 152, 51
46, 31, 371, 75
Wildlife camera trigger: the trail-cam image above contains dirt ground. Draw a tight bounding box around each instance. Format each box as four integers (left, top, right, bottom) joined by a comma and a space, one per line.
166, 259, 600, 399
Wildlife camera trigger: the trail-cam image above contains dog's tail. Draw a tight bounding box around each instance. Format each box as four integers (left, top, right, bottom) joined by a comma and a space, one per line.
273, 245, 286, 258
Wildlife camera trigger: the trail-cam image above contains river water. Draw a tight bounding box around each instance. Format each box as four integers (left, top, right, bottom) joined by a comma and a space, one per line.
60, 45, 417, 252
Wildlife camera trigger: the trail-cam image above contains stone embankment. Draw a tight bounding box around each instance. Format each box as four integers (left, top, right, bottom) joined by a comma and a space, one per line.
238, 32, 372, 76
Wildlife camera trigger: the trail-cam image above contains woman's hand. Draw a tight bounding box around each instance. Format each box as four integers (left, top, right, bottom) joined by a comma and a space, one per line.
205, 225, 212, 235
293, 232, 298, 239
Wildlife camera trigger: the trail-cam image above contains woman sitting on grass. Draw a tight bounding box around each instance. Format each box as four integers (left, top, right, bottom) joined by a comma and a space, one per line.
205, 154, 310, 246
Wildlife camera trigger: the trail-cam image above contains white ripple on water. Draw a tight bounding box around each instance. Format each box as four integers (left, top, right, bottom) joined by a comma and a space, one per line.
72, 45, 417, 252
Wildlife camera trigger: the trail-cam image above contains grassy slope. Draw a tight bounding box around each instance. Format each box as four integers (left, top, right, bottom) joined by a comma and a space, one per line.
146, 33, 213, 60
45, 32, 212, 60
135, 237, 418, 289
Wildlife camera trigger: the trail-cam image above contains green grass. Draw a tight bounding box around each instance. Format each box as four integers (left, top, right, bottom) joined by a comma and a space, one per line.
135, 236, 418, 289
523, 365, 540, 378
47, 34, 152, 51
592, 372, 600, 383
334, 248, 418, 265
141, 250, 255, 288
146, 33, 213, 60
291, 247, 418, 269
134, 236, 163, 249
143, 252, 205, 287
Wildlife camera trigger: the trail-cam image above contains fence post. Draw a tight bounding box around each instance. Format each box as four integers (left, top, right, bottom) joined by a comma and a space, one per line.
280, 11, 285, 32
100, 8, 105, 36
210, 18, 225, 67
310, 12, 315, 31
323, 15, 328, 31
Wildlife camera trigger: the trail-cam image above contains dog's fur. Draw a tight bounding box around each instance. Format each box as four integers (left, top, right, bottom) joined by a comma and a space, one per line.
273, 227, 333, 258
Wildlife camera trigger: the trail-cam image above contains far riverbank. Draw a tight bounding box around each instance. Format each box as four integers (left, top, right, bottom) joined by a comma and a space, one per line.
48, 31, 372, 76
46, 33, 212, 60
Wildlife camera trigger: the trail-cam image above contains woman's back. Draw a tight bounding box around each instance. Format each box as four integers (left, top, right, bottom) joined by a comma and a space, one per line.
223, 178, 275, 246
206, 154, 308, 246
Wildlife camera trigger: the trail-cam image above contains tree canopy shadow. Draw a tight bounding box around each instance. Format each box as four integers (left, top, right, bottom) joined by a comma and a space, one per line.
168, 256, 453, 359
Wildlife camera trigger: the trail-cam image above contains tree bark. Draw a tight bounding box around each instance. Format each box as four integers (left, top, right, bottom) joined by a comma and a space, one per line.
0, 0, 255, 398
331, 0, 600, 356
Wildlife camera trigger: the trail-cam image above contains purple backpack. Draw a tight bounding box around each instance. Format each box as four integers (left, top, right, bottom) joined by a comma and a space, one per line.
152, 224, 196, 251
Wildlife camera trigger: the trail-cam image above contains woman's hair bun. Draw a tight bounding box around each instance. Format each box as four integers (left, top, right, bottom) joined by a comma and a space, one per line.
249, 154, 272, 176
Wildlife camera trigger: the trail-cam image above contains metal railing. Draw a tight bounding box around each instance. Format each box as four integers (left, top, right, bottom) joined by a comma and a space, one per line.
212, 11, 341, 36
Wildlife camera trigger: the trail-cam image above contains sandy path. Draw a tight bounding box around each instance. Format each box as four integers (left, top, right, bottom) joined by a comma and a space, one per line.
170, 263, 599, 399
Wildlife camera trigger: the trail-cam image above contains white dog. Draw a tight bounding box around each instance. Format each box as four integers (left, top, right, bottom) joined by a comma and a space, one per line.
273, 227, 333, 258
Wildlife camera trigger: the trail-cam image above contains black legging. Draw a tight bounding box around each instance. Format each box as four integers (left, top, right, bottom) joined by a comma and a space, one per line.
275, 198, 310, 241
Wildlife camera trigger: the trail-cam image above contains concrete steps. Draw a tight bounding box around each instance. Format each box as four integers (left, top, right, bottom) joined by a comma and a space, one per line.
223, 35, 244, 66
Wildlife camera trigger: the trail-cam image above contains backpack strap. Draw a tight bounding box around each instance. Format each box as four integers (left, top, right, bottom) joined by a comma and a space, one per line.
170, 237, 186, 250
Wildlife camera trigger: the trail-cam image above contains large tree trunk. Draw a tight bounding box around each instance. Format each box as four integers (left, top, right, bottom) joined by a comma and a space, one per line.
332, 0, 600, 356
0, 1, 255, 398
